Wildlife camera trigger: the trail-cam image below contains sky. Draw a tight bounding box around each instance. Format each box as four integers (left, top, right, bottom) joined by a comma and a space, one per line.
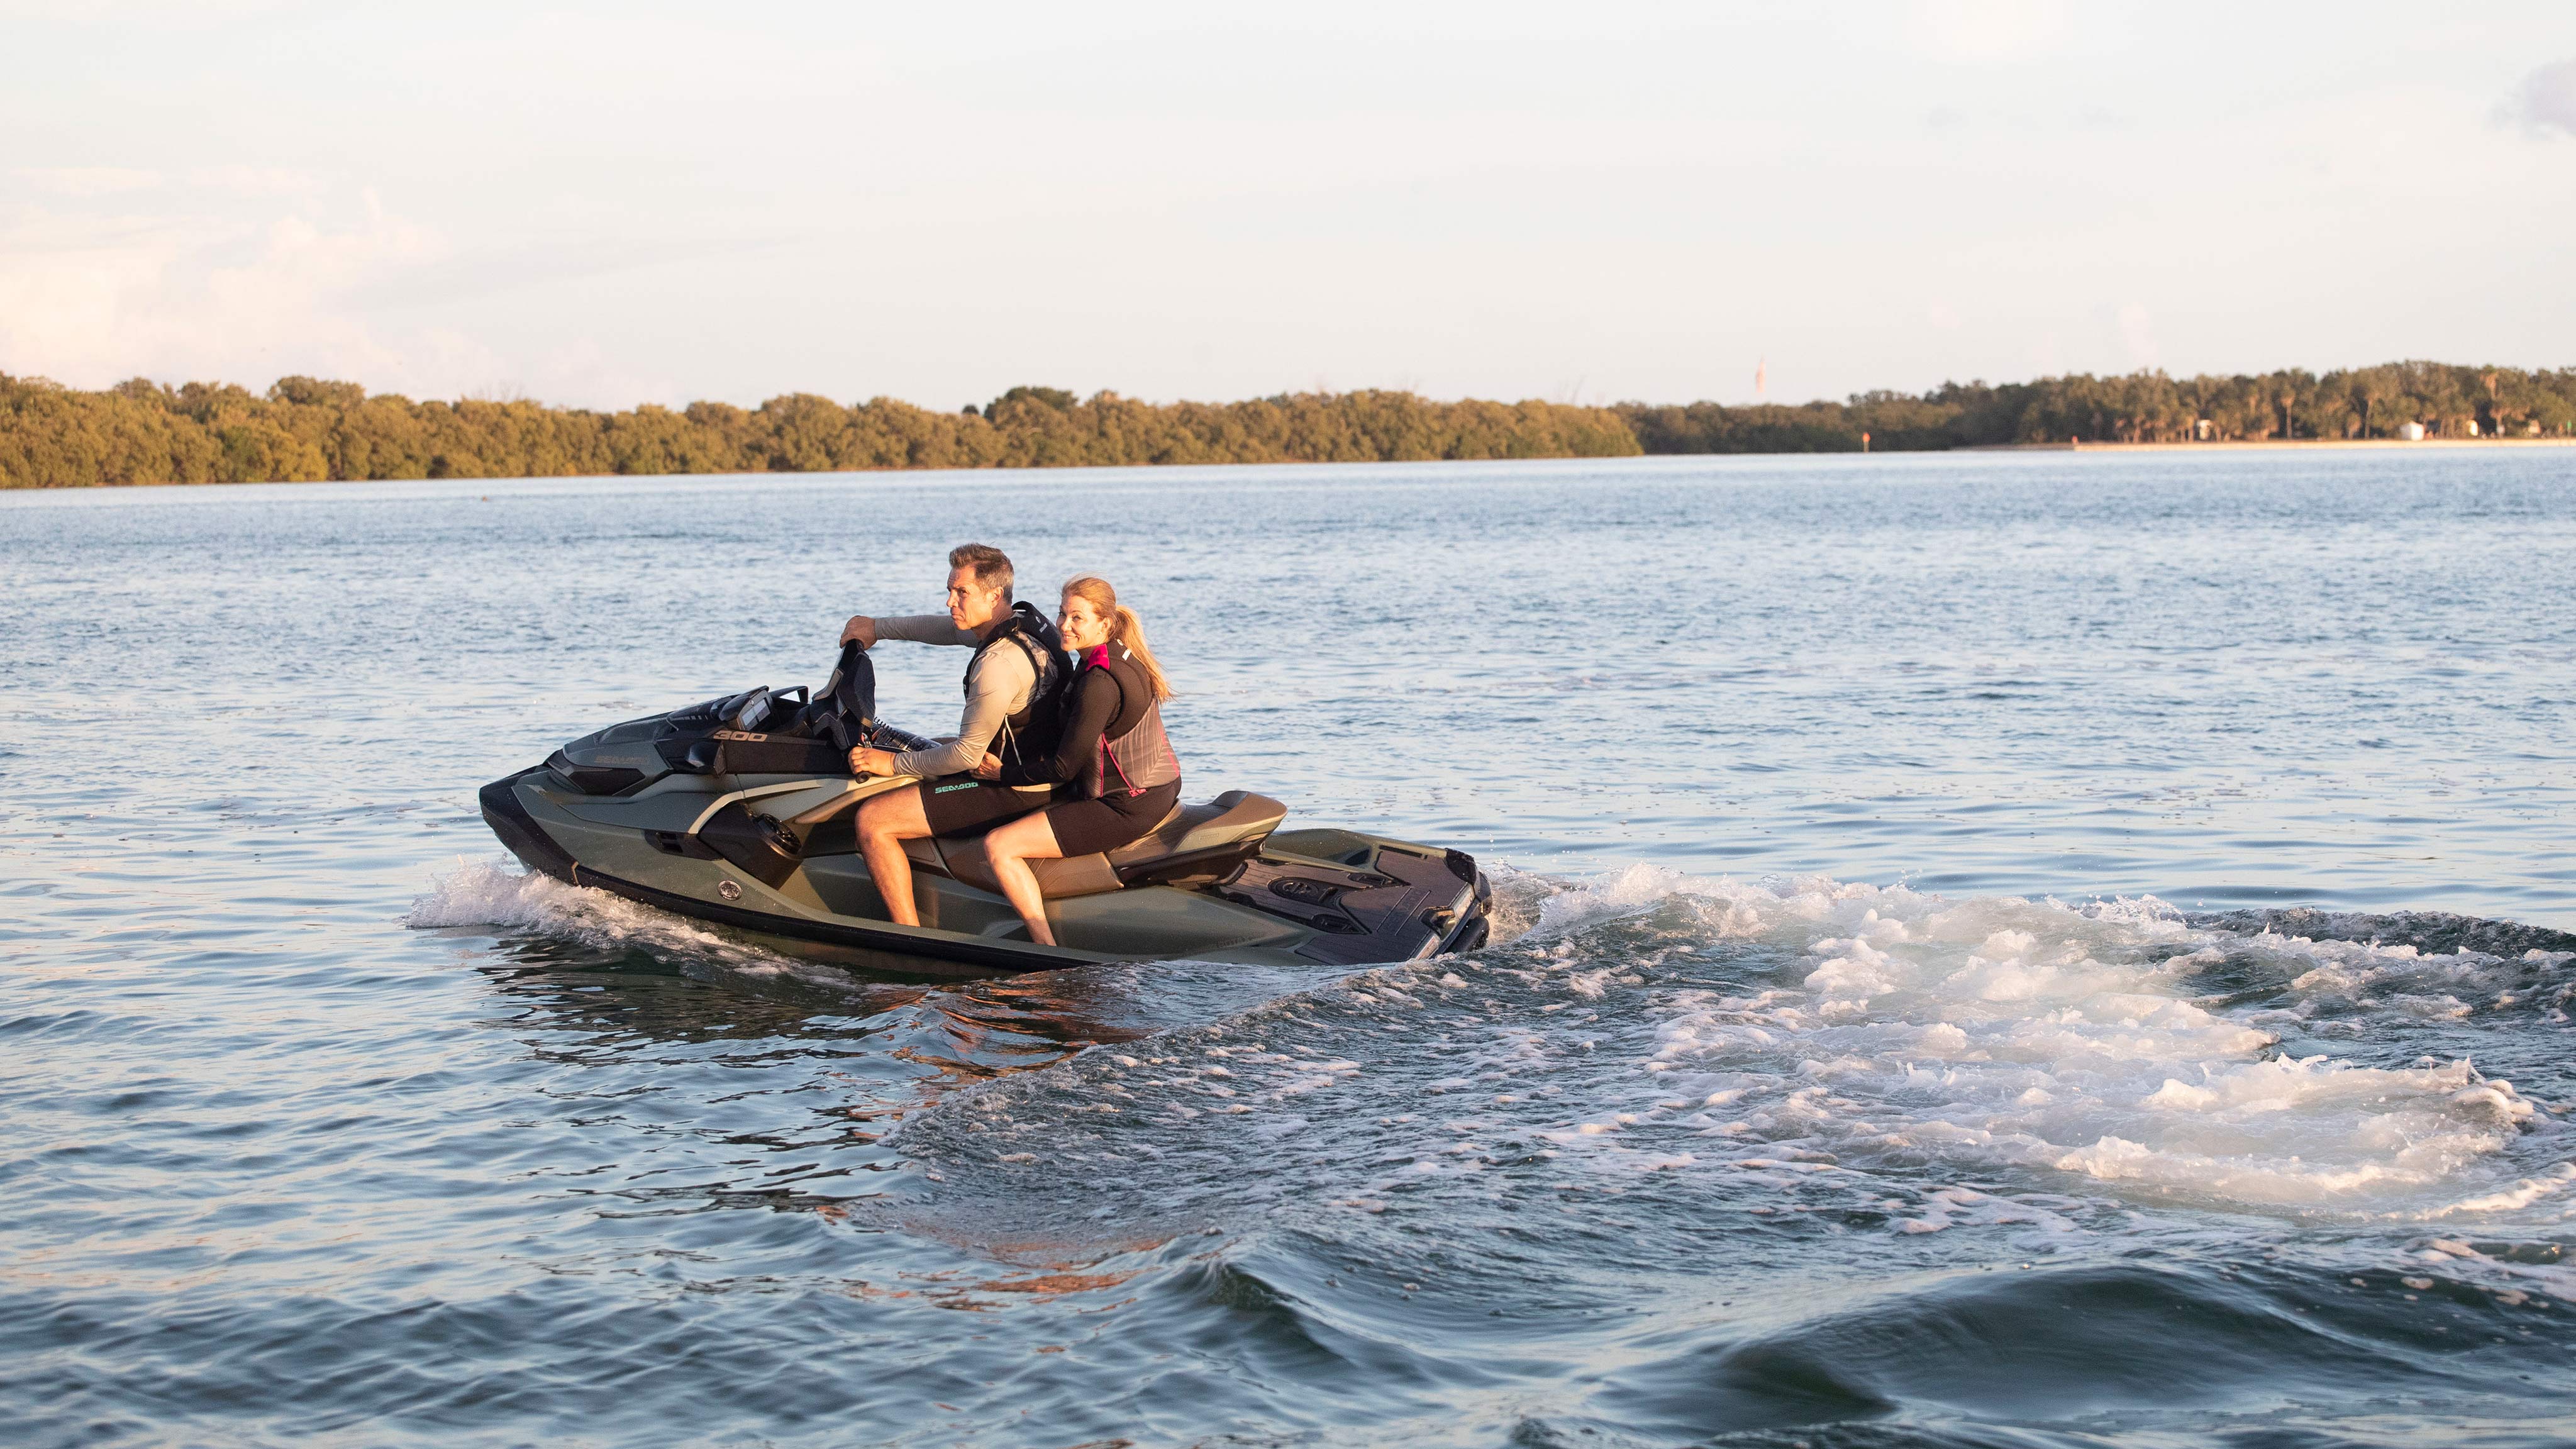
3, 1, 2572, 411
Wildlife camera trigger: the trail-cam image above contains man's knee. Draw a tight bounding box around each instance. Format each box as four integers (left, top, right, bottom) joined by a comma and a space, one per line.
858, 787, 927, 841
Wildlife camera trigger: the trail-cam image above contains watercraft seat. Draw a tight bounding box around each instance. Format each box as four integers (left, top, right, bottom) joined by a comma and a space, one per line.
933, 790, 1287, 900
1108, 790, 1287, 875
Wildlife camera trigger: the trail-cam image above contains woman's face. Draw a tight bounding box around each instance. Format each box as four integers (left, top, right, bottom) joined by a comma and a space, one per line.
1058, 594, 1111, 652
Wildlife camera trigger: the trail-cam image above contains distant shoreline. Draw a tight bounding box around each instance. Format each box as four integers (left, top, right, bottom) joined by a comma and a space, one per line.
1965, 436, 2576, 453
9, 439, 2569, 499
6, 360, 2571, 488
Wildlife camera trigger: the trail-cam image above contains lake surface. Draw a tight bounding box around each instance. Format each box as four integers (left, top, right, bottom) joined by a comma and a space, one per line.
4, 448, 2574, 1447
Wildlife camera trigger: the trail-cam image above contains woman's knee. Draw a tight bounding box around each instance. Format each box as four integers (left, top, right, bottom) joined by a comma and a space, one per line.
981, 823, 1031, 865
984, 814, 1047, 865
990, 813, 1058, 866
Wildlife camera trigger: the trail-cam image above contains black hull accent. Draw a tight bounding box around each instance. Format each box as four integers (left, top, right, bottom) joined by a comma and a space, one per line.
699, 799, 802, 888
1220, 846, 1479, 967
479, 769, 576, 884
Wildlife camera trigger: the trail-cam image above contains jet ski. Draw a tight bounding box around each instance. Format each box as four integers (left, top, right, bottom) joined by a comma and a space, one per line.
479, 642, 1493, 977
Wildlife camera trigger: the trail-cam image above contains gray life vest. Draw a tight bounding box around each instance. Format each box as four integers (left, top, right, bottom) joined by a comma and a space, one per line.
1082, 644, 1181, 799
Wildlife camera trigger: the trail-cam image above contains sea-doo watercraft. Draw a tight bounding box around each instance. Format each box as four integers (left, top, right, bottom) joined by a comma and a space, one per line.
480, 643, 1492, 976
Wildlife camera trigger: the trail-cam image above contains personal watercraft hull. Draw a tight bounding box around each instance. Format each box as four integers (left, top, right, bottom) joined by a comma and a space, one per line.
479, 685, 1491, 977
480, 767, 1097, 975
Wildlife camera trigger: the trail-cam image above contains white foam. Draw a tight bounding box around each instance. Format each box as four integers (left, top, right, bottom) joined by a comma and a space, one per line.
404, 857, 813, 977
2231, 927, 2576, 1027
406, 857, 599, 930
1507, 869, 2558, 1221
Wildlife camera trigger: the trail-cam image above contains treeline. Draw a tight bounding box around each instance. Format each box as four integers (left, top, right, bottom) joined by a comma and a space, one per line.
3, 360, 2571, 487
0, 377, 1638, 487
1621, 360, 2576, 453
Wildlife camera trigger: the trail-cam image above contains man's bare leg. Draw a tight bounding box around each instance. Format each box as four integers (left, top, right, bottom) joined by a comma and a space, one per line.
980, 810, 1066, 947
856, 786, 933, 926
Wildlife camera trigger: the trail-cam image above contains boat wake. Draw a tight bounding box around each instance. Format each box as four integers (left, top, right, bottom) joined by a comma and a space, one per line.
414, 852, 2576, 1249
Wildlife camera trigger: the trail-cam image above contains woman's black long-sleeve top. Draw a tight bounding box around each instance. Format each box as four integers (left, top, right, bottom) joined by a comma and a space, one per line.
996, 663, 1146, 789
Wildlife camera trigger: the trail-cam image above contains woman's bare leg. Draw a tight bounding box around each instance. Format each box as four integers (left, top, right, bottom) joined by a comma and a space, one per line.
856, 786, 931, 926
980, 810, 1066, 947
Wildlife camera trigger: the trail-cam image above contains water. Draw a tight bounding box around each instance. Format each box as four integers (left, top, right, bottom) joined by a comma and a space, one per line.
4, 448, 2574, 1447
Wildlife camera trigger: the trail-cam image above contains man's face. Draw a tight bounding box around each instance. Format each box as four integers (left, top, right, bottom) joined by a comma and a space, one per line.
945, 565, 1006, 631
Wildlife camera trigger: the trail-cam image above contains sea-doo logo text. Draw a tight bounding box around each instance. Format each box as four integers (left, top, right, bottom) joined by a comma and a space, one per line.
713, 730, 768, 742
717, 880, 743, 901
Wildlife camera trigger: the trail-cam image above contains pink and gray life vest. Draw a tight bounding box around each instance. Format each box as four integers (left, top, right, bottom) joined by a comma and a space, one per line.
1082, 643, 1181, 799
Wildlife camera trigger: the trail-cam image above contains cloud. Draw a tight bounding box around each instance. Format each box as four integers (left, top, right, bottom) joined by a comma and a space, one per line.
1905, 0, 2072, 64
0, 182, 450, 392
0, 0, 299, 25
334, 233, 787, 313
0, 179, 696, 407
184, 166, 326, 197
11, 167, 164, 197
2512, 58, 2576, 137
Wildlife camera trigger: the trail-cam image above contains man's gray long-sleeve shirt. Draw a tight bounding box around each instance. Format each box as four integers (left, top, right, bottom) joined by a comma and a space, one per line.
873, 614, 1046, 787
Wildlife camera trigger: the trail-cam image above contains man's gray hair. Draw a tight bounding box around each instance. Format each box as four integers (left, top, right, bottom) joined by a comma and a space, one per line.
948, 542, 1014, 601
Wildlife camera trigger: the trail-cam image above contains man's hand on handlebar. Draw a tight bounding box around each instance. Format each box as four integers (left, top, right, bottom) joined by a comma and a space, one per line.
839, 615, 879, 648
849, 746, 900, 777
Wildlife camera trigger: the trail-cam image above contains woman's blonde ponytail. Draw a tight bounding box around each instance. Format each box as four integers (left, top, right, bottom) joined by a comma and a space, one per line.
1111, 603, 1175, 702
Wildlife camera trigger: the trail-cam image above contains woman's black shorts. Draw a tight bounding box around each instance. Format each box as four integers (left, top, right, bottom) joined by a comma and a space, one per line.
918, 778, 1053, 838
1041, 780, 1183, 857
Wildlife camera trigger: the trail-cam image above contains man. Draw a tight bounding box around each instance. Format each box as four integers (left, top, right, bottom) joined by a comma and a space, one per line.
845, 543, 1069, 928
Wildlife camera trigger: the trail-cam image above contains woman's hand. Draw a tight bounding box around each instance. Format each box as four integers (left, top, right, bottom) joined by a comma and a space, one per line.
849, 746, 898, 777
970, 752, 1003, 780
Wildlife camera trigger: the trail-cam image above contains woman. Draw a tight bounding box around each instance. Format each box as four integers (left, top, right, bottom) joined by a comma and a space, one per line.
970, 576, 1181, 946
